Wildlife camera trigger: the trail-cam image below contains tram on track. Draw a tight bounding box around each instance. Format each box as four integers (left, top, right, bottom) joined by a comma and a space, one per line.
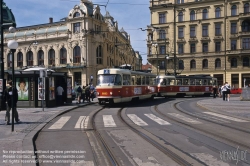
96, 68, 157, 104
156, 75, 218, 97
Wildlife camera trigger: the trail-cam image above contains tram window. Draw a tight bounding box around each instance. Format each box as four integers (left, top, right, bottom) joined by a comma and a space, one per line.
150, 77, 154, 85
142, 76, 146, 85
123, 74, 131, 85
146, 77, 150, 85
136, 76, 141, 85
213, 79, 217, 86
176, 79, 182, 85
202, 79, 208, 85
131, 76, 135, 85
196, 79, 202, 85
161, 79, 166, 85
208, 80, 213, 85
183, 79, 189, 85
166, 79, 170, 85
97, 74, 122, 85
190, 79, 195, 85
115, 75, 122, 85
169, 78, 175, 85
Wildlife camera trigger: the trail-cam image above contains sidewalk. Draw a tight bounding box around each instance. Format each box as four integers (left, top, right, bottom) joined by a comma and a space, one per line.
0, 98, 98, 166
197, 95, 250, 120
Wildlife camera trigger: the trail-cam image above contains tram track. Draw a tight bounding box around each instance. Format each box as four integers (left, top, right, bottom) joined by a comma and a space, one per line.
154, 100, 250, 153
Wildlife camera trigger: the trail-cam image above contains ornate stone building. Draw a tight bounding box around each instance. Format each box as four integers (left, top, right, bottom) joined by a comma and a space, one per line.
148, 0, 250, 88
3, 0, 140, 86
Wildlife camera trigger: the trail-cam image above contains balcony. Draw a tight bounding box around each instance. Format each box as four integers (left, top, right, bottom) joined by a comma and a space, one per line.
177, 38, 186, 43
213, 36, 223, 40
200, 37, 210, 41
239, 12, 250, 19
189, 37, 198, 42
239, 31, 250, 36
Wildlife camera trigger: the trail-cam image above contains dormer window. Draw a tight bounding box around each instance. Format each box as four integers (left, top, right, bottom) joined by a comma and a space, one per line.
73, 12, 80, 18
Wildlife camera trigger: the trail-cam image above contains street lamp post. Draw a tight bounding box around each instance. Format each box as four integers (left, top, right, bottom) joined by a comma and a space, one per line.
7, 39, 18, 132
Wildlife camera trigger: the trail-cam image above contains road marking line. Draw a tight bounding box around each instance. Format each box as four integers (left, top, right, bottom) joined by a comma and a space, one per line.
203, 112, 249, 122
127, 114, 148, 126
103, 115, 116, 127
196, 113, 230, 123
75, 116, 86, 129
168, 113, 202, 124
191, 153, 230, 166
48, 116, 71, 129
145, 114, 171, 125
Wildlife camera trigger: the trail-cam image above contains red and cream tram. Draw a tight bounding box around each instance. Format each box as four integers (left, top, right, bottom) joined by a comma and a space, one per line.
156, 75, 218, 97
96, 68, 157, 104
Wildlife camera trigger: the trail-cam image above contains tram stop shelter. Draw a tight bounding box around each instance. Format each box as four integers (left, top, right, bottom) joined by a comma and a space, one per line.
5, 67, 72, 108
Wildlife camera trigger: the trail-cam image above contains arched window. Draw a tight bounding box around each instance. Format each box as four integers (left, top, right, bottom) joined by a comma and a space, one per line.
244, 3, 250, 13
73, 12, 80, 18
243, 57, 250, 67
215, 7, 221, 18
231, 5, 237, 16
73, 46, 81, 63
17, 52, 23, 67
96, 45, 102, 64
215, 58, 221, 68
48, 49, 55, 65
178, 60, 184, 70
202, 59, 208, 69
190, 59, 196, 69
190, 10, 195, 21
231, 57, 237, 68
60, 47, 67, 64
38, 50, 44, 66
242, 20, 250, 32
202, 9, 208, 19
7, 53, 12, 68
178, 12, 183, 22
27, 51, 33, 66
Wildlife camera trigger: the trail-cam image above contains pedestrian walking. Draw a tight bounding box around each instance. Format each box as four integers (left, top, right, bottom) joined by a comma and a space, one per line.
90, 84, 95, 101
221, 83, 227, 101
81, 86, 86, 102
4, 80, 20, 125
85, 84, 90, 102
213, 86, 217, 98
75, 83, 82, 104
56, 85, 64, 105
218, 85, 222, 98
225, 82, 231, 101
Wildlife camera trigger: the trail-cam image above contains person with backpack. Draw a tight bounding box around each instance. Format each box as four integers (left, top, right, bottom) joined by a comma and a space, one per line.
75, 83, 82, 104
4, 80, 20, 125
85, 84, 90, 102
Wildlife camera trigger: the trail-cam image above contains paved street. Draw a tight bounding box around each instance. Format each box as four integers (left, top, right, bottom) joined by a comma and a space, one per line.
0, 96, 249, 166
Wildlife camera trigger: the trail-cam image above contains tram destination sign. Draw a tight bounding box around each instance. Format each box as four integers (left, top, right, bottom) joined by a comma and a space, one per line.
104, 69, 110, 74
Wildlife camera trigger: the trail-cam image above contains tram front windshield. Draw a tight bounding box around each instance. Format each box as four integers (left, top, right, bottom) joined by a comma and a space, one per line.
97, 74, 122, 86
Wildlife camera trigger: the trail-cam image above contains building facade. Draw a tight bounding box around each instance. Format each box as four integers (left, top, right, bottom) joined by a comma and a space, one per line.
3, 0, 140, 87
148, 0, 250, 88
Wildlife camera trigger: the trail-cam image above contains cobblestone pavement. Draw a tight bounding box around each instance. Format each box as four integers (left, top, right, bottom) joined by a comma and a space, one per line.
197, 96, 250, 119
0, 99, 97, 166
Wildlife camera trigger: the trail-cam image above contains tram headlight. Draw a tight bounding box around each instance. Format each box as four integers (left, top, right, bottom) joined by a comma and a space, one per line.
110, 92, 113, 95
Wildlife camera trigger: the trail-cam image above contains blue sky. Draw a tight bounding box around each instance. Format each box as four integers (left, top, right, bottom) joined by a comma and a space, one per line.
6, 0, 150, 65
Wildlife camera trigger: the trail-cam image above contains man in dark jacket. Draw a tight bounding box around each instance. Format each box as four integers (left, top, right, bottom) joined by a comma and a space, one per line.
4, 80, 19, 125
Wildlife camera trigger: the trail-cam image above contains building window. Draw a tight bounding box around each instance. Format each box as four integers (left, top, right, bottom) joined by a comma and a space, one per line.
202, 59, 208, 69
73, 22, 80, 33
159, 61, 165, 69
231, 40, 237, 50
202, 25, 208, 37
215, 7, 221, 18
159, 30, 166, 39
215, 58, 221, 68
178, 12, 183, 22
202, 9, 208, 19
60, 47, 67, 64
26, 51, 33, 66
38, 50, 44, 66
48, 49, 55, 65
242, 20, 250, 32
190, 59, 196, 69
73, 46, 81, 63
231, 5, 237, 16
190, 10, 195, 20
215, 42, 221, 52
178, 44, 184, 54
244, 3, 250, 13
7, 53, 12, 68
231, 22, 237, 34
17, 52, 23, 67
190, 43, 196, 53
243, 38, 250, 49
231, 57, 237, 68
243, 57, 250, 67
177, 0, 184, 4
96, 45, 102, 64
159, 13, 166, 24
202, 43, 208, 52
178, 60, 184, 70
159, 46, 166, 54
190, 26, 196, 37
73, 12, 80, 18
215, 23, 221, 35
178, 27, 184, 38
